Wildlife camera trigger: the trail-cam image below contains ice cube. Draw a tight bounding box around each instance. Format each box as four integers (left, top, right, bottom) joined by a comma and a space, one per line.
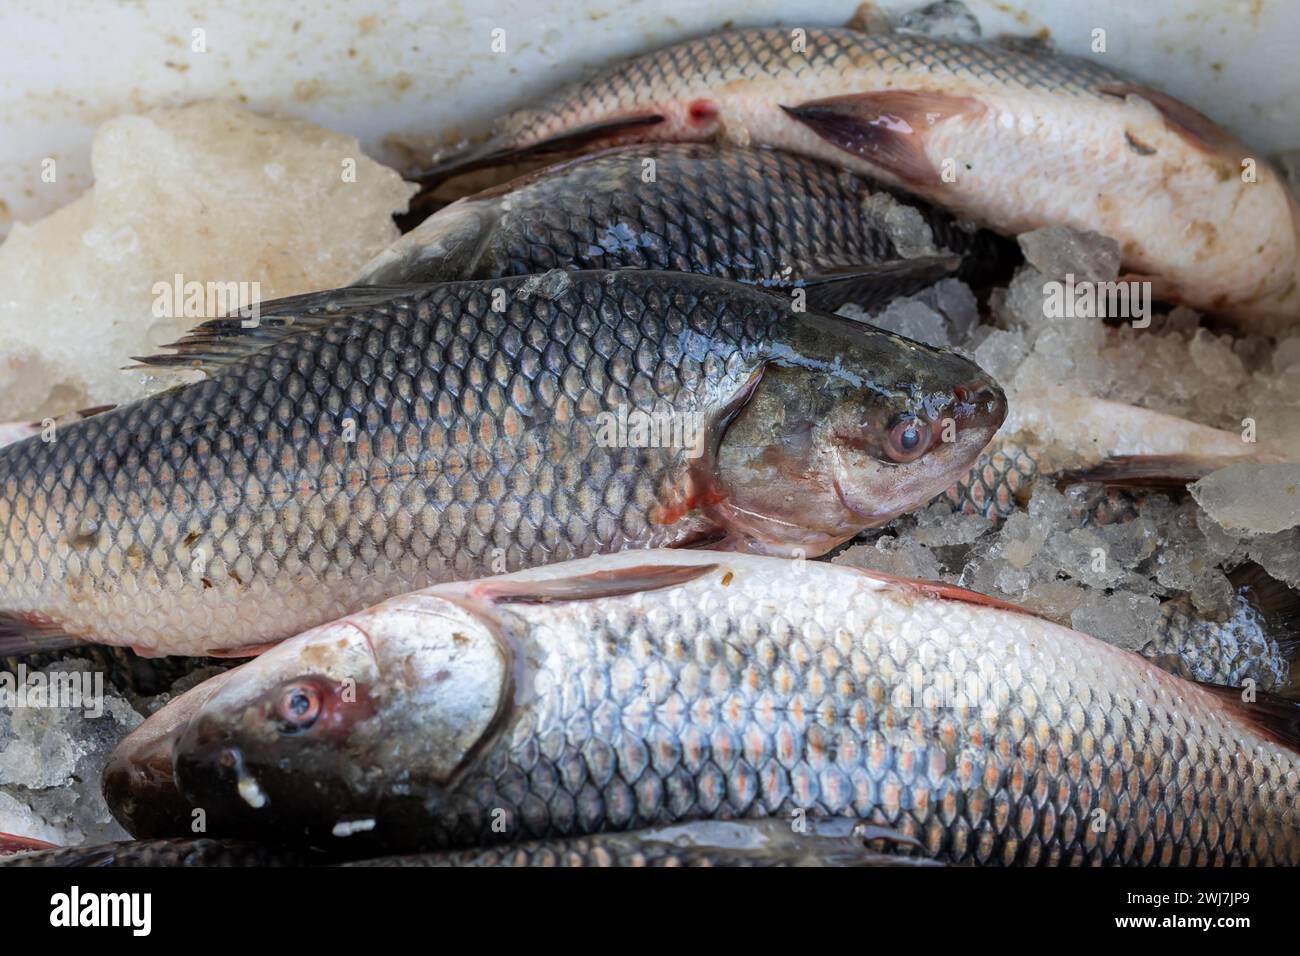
1188, 328, 1247, 389
1071, 589, 1164, 652
917, 278, 980, 344
1016, 226, 1121, 283
970, 328, 1028, 383
1246, 528, 1300, 588
912, 501, 993, 547
0, 658, 143, 845
859, 192, 939, 259
1190, 462, 1300, 534
868, 297, 952, 348
1274, 336, 1300, 372
833, 535, 943, 580
0, 102, 417, 419
895, 0, 983, 41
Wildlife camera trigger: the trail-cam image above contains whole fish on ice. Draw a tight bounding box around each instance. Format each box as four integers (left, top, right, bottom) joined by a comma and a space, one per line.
111, 549, 1300, 864
0, 270, 1002, 656
419, 26, 1300, 323
362, 143, 1016, 306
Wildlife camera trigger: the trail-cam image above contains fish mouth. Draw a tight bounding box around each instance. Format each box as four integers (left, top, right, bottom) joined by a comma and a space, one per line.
102, 729, 193, 839
948, 377, 1007, 434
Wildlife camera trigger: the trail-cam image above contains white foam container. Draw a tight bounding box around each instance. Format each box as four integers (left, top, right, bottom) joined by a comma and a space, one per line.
0, 0, 1297, 236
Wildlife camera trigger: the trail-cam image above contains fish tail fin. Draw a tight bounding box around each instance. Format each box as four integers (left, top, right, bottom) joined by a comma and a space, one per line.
1228, 563, 1300, 701
0, 612, 85, 657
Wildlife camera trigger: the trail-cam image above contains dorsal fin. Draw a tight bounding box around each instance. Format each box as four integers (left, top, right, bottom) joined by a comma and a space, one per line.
129, 285, 420, 375
797, 255, 959, 311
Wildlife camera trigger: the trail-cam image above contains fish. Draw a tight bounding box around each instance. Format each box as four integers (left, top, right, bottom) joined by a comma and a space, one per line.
0, 836, 313, 867
343, 819, 939, 867
417, 27, 1300, 323
119, 549, 1300, 864
0, 270, 1003, 656
361, 143, 1016, 307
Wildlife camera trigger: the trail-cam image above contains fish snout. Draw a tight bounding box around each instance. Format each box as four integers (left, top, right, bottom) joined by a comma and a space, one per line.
102, 739, 193, 839
946, 375, 1007, 442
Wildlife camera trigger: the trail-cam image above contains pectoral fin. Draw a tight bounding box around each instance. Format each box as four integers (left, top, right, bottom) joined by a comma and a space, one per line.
472, 562, 721, 604
782, 91, 984, 187
0, 832, 58, 856
1057, 453, 1272, 489
412, 114, 666, 188
0, 612, 85, 657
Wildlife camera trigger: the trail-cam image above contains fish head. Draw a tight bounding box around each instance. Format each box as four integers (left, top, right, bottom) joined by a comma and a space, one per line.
171, 595, 509, 844
714, 312, 1005, 551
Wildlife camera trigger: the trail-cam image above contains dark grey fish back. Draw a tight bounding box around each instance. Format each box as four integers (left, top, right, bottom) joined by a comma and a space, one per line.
476, 146, 1011, 286
483, 147, 895, 282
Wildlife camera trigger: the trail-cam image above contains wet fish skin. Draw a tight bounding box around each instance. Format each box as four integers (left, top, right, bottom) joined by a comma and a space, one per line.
424, 27, 1299, 321
343, 819, 940, 867
361, 143, 1015, 298
0, 837, 313, 867
0, 270, 1001, 656
161, 550, 1300, 864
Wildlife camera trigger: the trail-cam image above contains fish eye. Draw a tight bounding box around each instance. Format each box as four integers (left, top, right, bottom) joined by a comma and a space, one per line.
275, 682, 322, 733
885, 418, 932, 463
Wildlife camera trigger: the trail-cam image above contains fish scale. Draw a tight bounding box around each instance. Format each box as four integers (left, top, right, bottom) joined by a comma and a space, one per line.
165, 552, 1300, 864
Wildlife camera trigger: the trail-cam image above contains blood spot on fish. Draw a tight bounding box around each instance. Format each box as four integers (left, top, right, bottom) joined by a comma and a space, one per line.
687, 99, 718, 125
201, 577, 213, 590
650, 485, 726, 526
